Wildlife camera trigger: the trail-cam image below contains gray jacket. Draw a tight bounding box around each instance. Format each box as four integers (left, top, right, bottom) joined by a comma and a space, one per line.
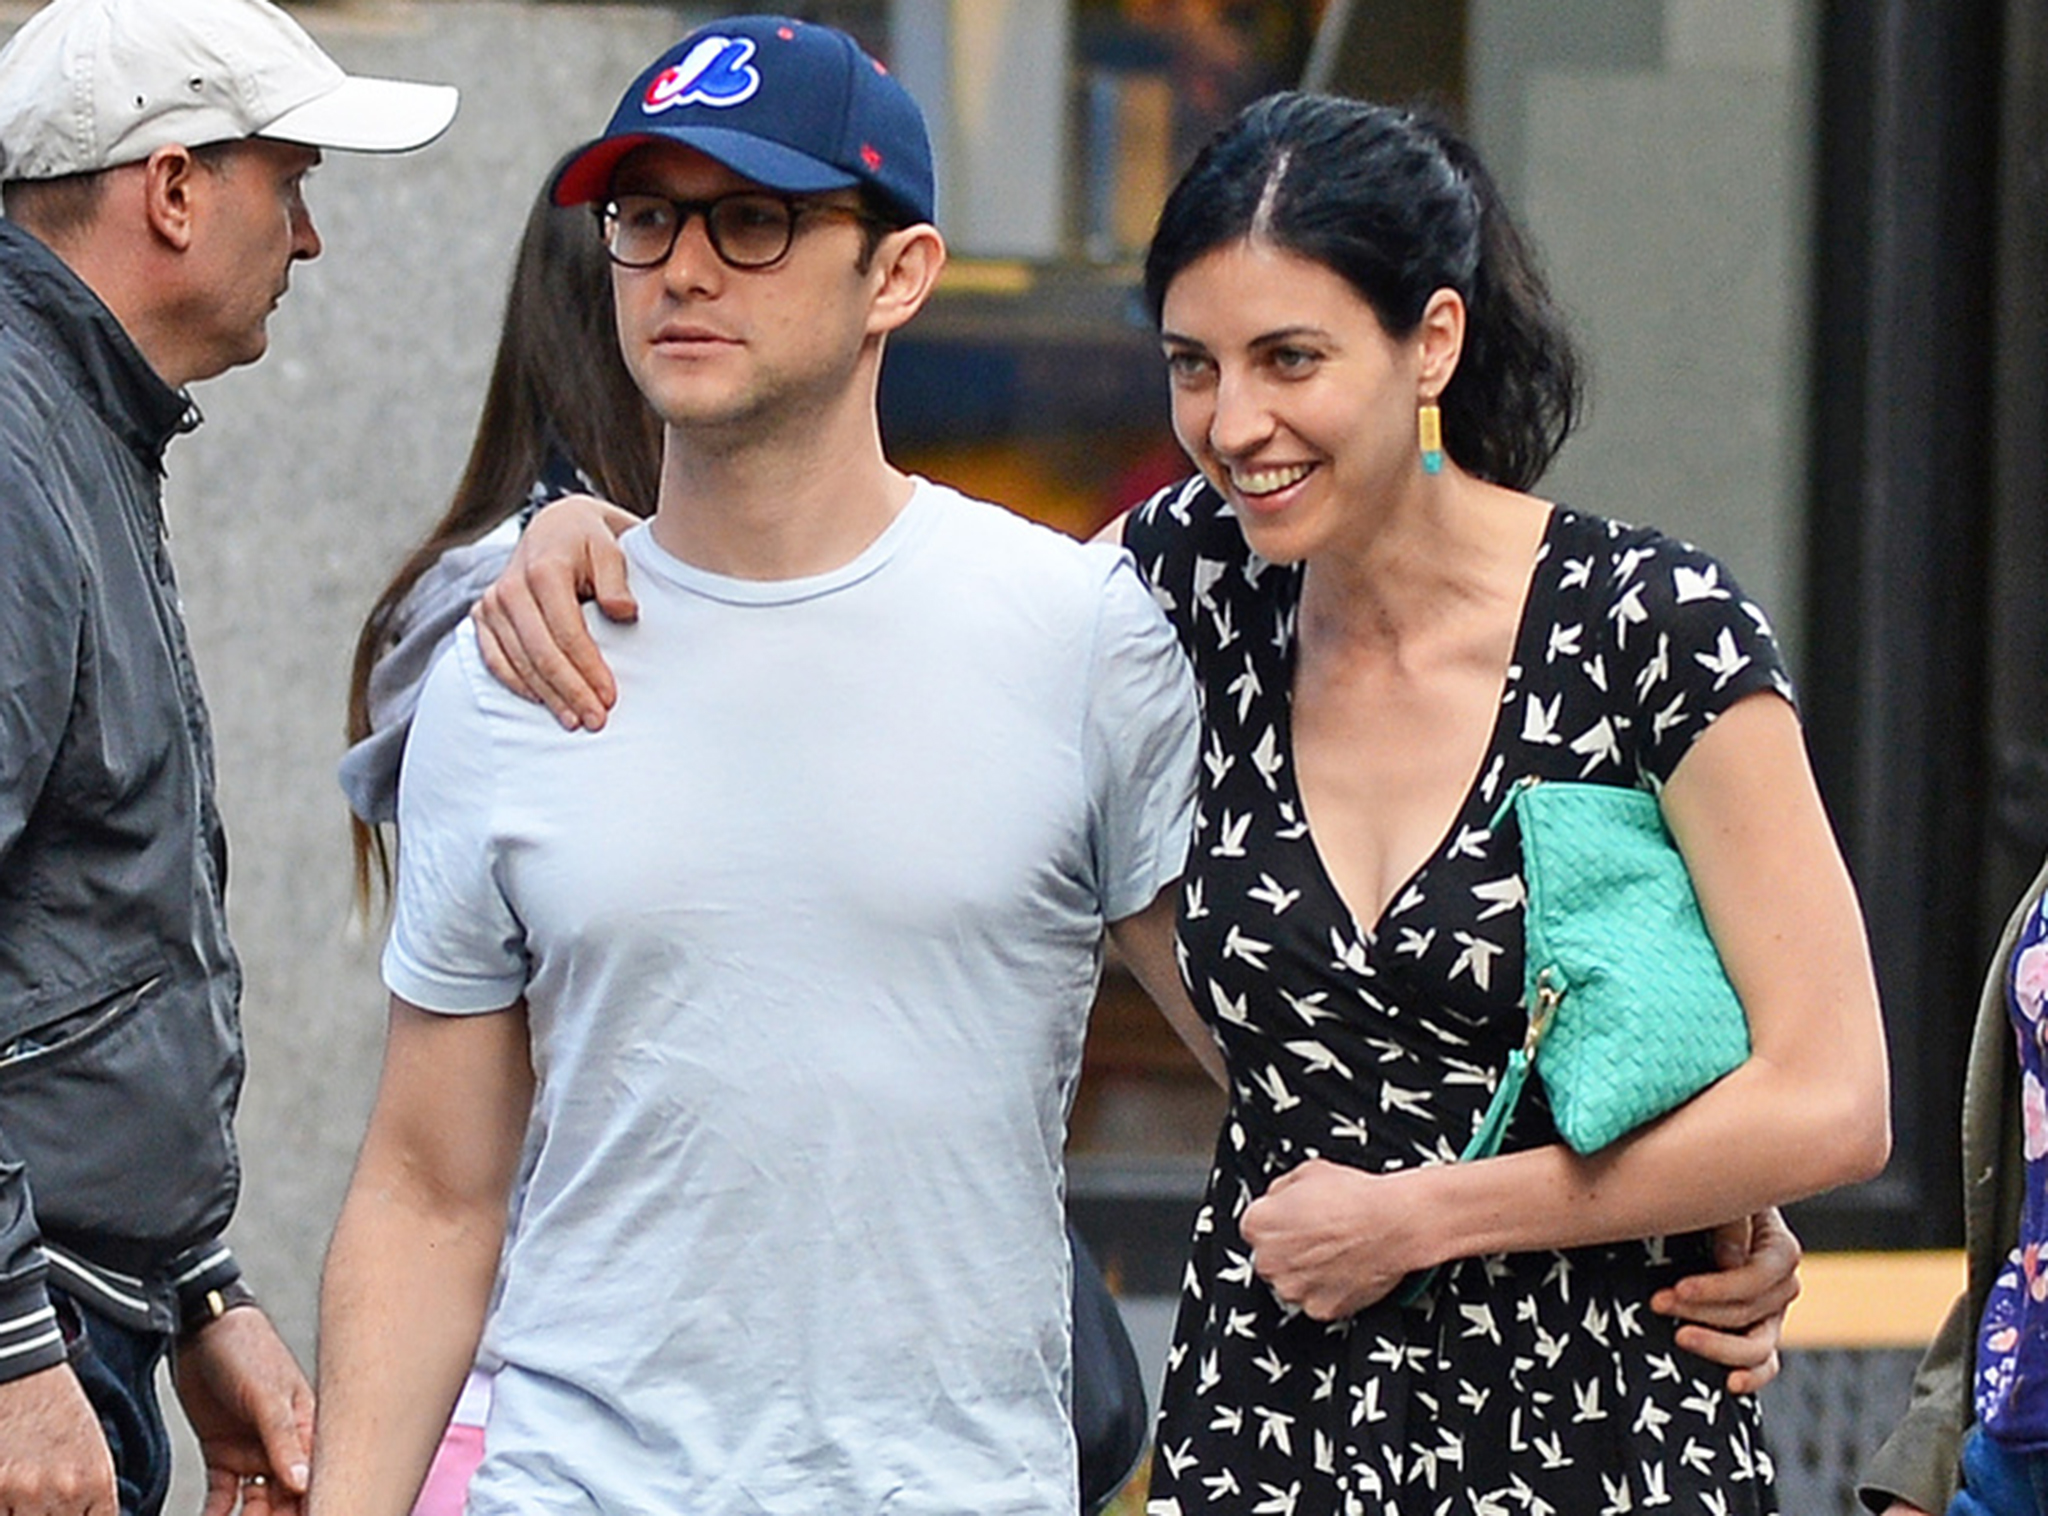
0, 220, 243, 1372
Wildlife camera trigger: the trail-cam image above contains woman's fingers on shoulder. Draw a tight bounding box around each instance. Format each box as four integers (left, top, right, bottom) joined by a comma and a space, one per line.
587, 545, 640, 623
471, 591, 545, 705
470, 581, 595, 730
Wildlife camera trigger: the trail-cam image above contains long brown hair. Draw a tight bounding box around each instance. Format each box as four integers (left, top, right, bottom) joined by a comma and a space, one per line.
346, 158, 661, 907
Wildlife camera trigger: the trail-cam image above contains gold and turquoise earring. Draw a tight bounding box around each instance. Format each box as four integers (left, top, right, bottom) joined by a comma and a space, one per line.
1419, 401, 1445, 475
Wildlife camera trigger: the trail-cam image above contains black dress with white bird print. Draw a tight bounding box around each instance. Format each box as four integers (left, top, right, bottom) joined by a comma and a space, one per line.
1124, 479, 1793, 1516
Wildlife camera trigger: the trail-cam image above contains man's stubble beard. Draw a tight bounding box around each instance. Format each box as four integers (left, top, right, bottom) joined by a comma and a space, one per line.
652, 351, 862, 461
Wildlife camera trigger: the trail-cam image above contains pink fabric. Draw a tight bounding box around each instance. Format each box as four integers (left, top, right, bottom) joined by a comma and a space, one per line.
409, 1420, 486, 1516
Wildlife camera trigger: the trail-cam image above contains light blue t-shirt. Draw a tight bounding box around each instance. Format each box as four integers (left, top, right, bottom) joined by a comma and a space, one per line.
385, 480, 1198, 1515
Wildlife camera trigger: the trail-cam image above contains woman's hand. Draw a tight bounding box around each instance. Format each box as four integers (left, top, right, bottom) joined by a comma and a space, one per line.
1240, 1159, 1433, 1320
1652, 1207, 1802, 1393
471, 493, 638, 730
1245, 1163, 1808, 1379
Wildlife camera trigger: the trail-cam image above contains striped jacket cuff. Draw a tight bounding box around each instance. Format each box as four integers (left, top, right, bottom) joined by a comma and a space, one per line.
170, 1243, 243, 1336
0, 1274, 65, 1383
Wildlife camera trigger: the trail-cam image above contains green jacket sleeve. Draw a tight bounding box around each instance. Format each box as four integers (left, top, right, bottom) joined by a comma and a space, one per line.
1856, 1288, 1971, 1512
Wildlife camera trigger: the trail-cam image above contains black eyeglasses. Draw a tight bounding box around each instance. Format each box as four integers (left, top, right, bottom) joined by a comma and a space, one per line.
600, 191, 881, 272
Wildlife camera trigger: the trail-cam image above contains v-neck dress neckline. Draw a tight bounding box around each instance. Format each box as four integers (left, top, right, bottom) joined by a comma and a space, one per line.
1280, 508, 1558, 948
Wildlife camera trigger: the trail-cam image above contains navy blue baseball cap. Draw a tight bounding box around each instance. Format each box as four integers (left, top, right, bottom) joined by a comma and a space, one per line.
551, 15, 935, 226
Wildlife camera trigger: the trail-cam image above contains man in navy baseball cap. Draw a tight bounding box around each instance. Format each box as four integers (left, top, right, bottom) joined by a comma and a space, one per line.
551, 13, 934, 226
312, 14, 1201, 1516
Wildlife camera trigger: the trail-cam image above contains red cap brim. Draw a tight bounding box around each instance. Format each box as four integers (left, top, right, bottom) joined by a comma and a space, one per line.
550, 134, 657, 206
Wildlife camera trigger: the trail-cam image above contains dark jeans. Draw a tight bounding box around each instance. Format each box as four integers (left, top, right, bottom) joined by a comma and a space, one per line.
54, 1291, 173, 1516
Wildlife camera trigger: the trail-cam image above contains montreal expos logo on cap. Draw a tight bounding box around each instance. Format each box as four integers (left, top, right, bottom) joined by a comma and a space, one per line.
551, 15, 935, 226
643, 36, 762, 112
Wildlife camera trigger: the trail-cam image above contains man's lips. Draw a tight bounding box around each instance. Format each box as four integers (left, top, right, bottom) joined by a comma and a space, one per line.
652, 324, 741, 349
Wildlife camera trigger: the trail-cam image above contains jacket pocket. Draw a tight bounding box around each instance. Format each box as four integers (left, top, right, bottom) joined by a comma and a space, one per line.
0, 972, 163, 1073
0, 956, 239, 1271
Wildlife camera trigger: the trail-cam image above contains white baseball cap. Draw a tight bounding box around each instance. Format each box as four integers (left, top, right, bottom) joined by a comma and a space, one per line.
0, 0, 459, 181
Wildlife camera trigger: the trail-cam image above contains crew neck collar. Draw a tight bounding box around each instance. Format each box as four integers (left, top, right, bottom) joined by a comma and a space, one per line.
627, 477, 938, 606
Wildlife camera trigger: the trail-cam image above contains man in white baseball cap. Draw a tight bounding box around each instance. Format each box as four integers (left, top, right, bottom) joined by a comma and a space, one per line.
0, 0, 458, 175
0, 2, 453, 1512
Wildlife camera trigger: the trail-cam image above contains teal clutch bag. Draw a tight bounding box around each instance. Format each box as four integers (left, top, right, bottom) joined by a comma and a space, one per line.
1509, 777, 1751, 1154
1392, 776, 1750, 1307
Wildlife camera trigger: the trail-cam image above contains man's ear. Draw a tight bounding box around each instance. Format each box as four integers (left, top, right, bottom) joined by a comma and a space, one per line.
866, 224, 946, 338
139, 144, 205, 252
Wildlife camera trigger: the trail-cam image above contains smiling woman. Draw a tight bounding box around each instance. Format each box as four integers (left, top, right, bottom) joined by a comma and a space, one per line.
1114, 91, 1889, 1516
1159, 241, 1457, 572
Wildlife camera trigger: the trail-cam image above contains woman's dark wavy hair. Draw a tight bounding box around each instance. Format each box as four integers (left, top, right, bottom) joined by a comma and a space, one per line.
1142, 92, 1582, 493
345, 154, 662, 907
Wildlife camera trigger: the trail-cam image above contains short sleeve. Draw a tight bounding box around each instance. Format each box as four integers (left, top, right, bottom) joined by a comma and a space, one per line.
382, 625, 530, 1013
1082, 548, 1199, 921
1592, 528, 1796, 787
